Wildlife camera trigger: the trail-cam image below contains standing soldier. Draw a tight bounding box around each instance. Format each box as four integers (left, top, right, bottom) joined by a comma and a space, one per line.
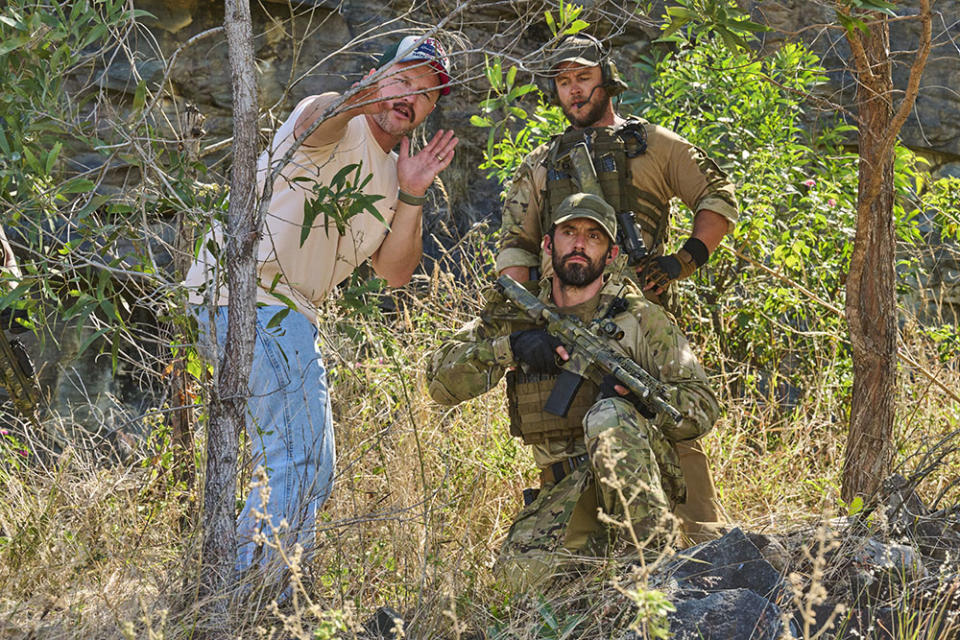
427, 193, 719, 590
496, 34, 738, 541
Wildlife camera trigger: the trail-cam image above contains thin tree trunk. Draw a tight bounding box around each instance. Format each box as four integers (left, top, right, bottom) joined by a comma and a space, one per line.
198, 0, 259, 634
841, 14, 897, 501
169, 105, 206, 490
840, 1, 932, 501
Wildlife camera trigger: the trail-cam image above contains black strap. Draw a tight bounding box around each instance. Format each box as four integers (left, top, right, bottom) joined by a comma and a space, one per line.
549, 453, 589, 484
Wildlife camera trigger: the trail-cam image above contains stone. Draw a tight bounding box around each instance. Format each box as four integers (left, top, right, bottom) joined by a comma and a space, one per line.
668, 588, 783, 640
663, 527, 784, 601
740, 0, 960, 157
362, 605, 405, 639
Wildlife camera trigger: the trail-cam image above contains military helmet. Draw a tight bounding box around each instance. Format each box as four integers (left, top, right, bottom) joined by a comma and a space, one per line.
541, 33, 628, 104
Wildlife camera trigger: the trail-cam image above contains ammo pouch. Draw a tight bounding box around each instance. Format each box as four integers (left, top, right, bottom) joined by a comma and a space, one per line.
544, 120, 670, 255
506, 369, 598, 445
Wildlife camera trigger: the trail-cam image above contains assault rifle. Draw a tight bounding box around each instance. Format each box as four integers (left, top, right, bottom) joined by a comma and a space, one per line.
496, 275, 681, 423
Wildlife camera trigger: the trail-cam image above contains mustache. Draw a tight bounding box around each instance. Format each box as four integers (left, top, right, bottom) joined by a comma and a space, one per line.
393, 102, 414, 123
572, 84, 601, 109
561, 250, 590, 264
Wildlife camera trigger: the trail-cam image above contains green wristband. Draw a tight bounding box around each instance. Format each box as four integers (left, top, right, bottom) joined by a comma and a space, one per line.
397, 189, 427, 206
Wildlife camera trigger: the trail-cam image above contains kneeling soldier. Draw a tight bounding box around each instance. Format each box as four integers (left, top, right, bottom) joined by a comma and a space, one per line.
426, 193, 720, 591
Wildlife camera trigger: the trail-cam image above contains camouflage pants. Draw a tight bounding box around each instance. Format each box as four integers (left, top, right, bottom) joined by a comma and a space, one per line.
495, 397, 684, 592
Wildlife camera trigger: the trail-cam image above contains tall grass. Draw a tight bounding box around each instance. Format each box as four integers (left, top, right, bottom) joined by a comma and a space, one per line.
0, 234, 958, 638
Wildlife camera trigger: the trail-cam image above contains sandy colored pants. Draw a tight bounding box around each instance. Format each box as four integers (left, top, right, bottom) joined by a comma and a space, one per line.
674, 439, 724, 543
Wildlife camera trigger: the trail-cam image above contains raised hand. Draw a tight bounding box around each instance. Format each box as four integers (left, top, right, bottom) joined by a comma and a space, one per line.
396, 129, 459, 197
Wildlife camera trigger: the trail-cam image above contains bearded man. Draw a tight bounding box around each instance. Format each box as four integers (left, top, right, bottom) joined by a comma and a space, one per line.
428, 193, 719, 590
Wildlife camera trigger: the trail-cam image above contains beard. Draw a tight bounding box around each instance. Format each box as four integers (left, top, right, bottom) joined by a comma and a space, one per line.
561, 88, 609, 128
553, 249, 606, 287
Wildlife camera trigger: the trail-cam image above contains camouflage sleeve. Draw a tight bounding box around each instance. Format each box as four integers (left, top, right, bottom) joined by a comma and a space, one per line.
425, 315, 515, 405
656, 124, 739, 226
622, 300, 719, 442
495, 155, 547, 273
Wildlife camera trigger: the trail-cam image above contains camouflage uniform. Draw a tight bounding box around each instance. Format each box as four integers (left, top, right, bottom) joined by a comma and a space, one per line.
426, 273, 719, 591
495, 123, 737, 541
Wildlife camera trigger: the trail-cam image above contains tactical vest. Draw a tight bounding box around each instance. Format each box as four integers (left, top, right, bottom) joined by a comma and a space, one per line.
542, 120, 671, 255
505, 370, 599, 445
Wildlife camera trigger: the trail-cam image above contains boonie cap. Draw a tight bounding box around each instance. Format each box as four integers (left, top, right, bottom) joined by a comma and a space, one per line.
552, 193, 617, 241
376, 35, 452, 96
547, 34, 603, 74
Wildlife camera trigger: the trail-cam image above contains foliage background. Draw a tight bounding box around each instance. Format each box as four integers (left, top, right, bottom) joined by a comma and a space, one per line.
0, 0, 959, 638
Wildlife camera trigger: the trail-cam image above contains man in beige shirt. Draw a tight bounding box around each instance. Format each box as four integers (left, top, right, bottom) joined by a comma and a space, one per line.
184, 35, 459, 577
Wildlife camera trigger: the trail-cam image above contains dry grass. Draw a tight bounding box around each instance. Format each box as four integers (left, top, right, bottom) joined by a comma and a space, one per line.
1, 245, 959, 638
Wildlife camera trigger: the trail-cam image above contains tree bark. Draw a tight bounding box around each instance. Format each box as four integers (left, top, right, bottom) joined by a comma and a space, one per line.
840, 1, 932, 502
197, 0, 259, 635
841, 12, 897, 502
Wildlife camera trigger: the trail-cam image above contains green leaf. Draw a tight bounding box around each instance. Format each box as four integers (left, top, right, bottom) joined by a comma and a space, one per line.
544, 10, 556, 35
0, 15, 23, 30
0, 34, 29, 56
80, 23, 107, 51
506, 65, 517, 89
265, 307, 290, 329
470, 114, 493, 128
563, 19, 589, 35
76, 327, 111, 359
132, 79, 147, 112
731, 17, 772, 33
22, 146, 40, 172
45, 141, 62, 175
665, 6, 697, 19
61, 178, 96, 194
847, 495, 864, 516
485, 58, 503, 91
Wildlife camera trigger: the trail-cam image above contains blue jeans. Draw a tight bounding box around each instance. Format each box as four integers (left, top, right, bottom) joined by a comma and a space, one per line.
196, 305, 335, 575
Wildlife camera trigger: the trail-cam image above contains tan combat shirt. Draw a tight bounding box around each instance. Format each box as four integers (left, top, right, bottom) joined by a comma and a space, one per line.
426, 273, 720, 467
495, 121, 739, 275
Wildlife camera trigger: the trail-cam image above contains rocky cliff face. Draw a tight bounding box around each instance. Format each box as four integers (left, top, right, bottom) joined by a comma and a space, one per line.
127, 0, 960, 298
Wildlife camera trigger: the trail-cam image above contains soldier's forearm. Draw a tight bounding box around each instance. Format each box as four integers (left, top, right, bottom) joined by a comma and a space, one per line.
690, 209, 730, 254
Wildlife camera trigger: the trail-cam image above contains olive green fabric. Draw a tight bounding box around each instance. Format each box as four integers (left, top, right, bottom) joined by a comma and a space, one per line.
552, 192, 618, 241
425, 273, 720, 592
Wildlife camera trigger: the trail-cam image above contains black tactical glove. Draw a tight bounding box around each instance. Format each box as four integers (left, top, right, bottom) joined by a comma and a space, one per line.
641, 238, 709, 291
509, 329, 563, 374
598, 374, 656, 419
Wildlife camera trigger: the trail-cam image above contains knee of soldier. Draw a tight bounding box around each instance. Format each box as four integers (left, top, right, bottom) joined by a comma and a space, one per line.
583, 397, 656, 443
493, 552, 556, 594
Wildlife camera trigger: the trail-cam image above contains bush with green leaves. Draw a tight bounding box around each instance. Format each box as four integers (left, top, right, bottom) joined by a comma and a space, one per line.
473, 30, 955, 408
625, 34, 953, 405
